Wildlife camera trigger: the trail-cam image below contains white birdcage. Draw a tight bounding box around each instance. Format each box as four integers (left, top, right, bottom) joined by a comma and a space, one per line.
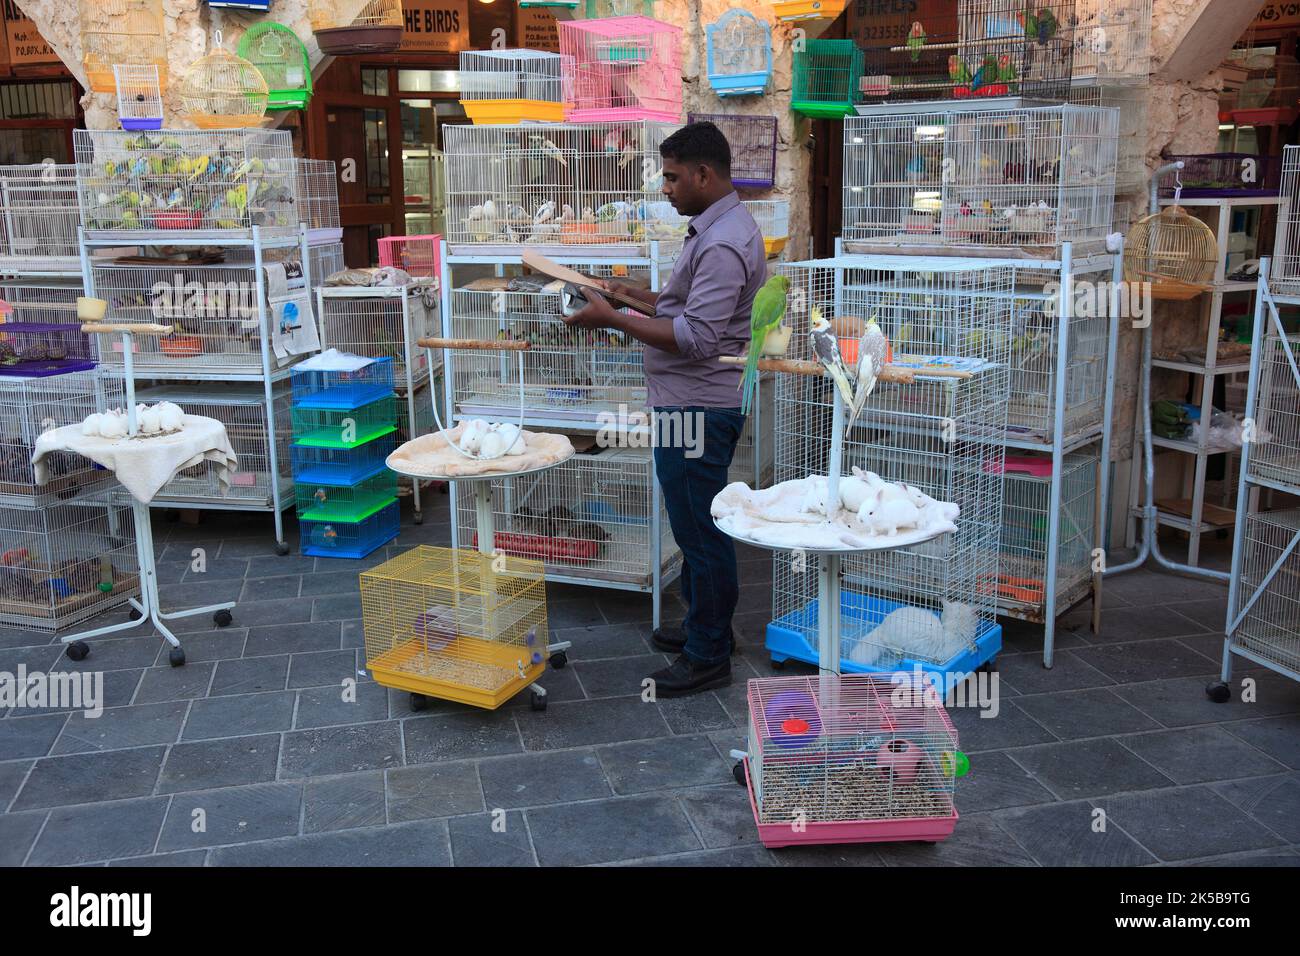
442, 121, 687, 257
448, 266, 662, 422
454, 444, 679, 589
90, 259, 304, 375
1273, 146, 1300, 296
0, 371, 124, 503
136, 384, 293, 508
0, 495, 141, 632
744, 674, 961, 847
1233, 508, 1300, 676
113, 64, 163, 131
1248, 333, 1300, 489
458, 50, 571, 124
74, 128, 299, 240
1067, 82, 1146, 195
295, 158, 342, 244
767, 257, 1010, 676
308, 242, 346, 288
0, 164, 83, 274
841, 105, 1119, 255
1071, 0, 1152, 83
991, 448, 1098, 615
317, 285, 437, 389
1004, 278, 1108, 444
742, 199, 790, 259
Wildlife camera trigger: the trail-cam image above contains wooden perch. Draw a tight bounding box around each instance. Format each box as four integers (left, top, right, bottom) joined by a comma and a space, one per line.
719, 356, 977, 381
418, 336, 531, 351
81, 323, 173, 336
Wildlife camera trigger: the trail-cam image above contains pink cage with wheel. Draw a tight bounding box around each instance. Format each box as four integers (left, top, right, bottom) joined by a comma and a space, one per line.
742, 674, 967, 848
557, 16, 682, 123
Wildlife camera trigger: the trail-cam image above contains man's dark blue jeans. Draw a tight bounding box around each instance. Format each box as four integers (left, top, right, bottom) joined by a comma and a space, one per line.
652, 406, 745, 667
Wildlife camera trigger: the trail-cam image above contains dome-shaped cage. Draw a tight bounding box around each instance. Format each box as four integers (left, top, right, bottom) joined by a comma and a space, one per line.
309, 0, 404, 56
1123, 205, 1218, 299
705, 10, 772, 97
113, 64, 163, 131
238, 23, 313, 111
179, 41, 270, 130
81, 0, 168, 94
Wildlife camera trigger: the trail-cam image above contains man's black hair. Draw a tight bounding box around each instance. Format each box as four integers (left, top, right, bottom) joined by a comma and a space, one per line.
659, 121, 732, 177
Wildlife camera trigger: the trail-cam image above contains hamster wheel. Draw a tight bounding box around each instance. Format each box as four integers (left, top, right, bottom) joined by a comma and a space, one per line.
179, 40, 269, 129
1123, 205, 1218, 300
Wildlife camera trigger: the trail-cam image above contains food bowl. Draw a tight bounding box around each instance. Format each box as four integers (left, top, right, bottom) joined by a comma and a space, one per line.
151, 211, 204, 230
76, 297, 108, 321
161, 336, 203, 357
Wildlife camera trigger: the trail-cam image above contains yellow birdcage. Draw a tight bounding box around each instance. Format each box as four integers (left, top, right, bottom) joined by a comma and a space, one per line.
178, 37, 270, 130
1123, 204, 1219, 301
360, 546, 550, 710
309, 0, 404, 56
80, 0, 168, 94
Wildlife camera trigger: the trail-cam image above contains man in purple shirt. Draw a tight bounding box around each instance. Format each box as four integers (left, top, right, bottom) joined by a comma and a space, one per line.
564, 122, 767, 697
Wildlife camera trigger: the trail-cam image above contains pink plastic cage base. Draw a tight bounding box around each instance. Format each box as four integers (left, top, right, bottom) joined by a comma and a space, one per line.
743, 759, 958, 848
567, 107, 682, 123
377, 235, 442, 279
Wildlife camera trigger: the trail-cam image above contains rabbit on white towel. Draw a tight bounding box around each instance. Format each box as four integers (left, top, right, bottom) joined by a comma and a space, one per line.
857, 487, 923, 536
853, 601, 979, 665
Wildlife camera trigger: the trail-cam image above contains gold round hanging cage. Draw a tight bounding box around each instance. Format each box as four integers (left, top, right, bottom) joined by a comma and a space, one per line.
1123, 204, 1219, 301
179, 33, 270, 129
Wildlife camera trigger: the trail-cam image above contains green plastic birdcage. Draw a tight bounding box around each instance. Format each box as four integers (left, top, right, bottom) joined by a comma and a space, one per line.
239, 22, 312, 111
792, 39, 862, 119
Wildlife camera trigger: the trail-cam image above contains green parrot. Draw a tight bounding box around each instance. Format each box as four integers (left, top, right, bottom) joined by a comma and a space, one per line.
740, 274, 790, 416
907, 21, 926, 62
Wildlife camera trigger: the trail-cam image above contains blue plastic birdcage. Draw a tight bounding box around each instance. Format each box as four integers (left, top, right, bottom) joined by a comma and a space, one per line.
706, 10, 772, 97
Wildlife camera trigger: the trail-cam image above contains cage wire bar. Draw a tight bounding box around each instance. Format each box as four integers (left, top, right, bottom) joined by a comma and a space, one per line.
1272, 146, 1300, 296
841, 105, 1119, 256
557, 16, 683, 123
1070, 0, 1152, 84
857, 0, 1076, 109
295, 158, 342, 245
1221, 264, 1300, 696
113, 64, 164, 132
0, 165, 84, 274
441, 121, 687, 258
767, 256, 1010, 685
686, 114, 778, 189
1067, 82, 1148, 195
743, 199, 791, 259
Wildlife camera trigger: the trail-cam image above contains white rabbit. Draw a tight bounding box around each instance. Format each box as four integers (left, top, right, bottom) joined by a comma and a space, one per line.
98, 412, 126, 439
837, 473, 874, 514
478, 430, 507, 460
156, 402, 184, 432
858, 491, 922, 536
82, 413, 104, 437
852, 466, 885, 489
867, 606, 946, 662
459, 419, 489, 455
800, 476, 829, 516
140, 407, 162, 434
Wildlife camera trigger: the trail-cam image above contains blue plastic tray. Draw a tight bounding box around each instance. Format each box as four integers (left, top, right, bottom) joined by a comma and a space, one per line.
301, 500, 399, 559
292, 357, 395, 411
291, 435, 395, 486
766, 591, 1001, 694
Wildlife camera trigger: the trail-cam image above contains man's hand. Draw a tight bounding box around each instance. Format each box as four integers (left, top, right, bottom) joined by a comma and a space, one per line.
562, 288, 627, 332
596, 278, 660, 308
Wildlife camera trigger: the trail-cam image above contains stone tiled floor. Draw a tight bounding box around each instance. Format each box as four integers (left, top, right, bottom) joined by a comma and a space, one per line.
1, 495, 1298, 867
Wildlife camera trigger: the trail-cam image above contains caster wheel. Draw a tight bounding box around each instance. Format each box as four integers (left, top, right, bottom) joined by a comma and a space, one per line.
409, 693, 429, 712
275, 542, 290, 556
1206, 681, 1231, 704
65, 640, 90, 662
530, 691, 547, 712
732, 762, 746, 786
548, 651, 568, 670
128, 608, 142, 621
168, 647, 186, 667
413, 511, 424, 525
213, 609, 233, 628
770, 658, 785, 671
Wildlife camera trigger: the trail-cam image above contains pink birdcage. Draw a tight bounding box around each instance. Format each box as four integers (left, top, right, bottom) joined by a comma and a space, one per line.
377, 235, 441, 279
741, 674, 966, 848
558, 16, 682, 123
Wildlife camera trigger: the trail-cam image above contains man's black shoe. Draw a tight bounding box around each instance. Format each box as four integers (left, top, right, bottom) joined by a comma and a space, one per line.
647, 653, 731, 698
651, 627, 736, 655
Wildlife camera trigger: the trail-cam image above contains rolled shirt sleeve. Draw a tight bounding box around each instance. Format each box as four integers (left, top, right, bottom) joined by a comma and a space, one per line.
667, 242, 748, 361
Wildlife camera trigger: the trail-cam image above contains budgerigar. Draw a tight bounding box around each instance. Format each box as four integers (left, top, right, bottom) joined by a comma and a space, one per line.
809, 308, 855, 408
846, 313, 888, 432
907, 21, 926, 62
740, 275, 790, 415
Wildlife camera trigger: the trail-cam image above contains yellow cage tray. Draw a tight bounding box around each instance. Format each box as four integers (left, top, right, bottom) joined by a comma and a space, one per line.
463, 99, 566, 125
773, 0, 846, 21
764, 236, 789, 257
369, 634, 545, 710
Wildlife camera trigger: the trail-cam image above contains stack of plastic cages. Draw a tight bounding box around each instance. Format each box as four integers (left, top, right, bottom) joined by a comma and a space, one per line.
455, 444, 680, 590
0, 164, 83, 275
858, 0, 1076, 109
989, 449, 1098, 617
0, 277, 99, 375
840, 105, 1119, 256
441, 121, 688, 258
0, 372, 142, 632
766, 258, 1009, 683
136, 383, 294, 510
1271, 146, 1300, 297
291, 359, 399, 559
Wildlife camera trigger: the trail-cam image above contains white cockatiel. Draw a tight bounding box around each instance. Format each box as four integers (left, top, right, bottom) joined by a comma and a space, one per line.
846, 313, 888, 432
532, 136, 568, 167
534, 200, 556, 225
558, 203, 575, 223
808, 308, 856, 408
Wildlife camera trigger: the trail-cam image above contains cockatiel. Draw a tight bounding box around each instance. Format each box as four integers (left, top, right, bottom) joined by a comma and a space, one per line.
846, 313, 889, 432
740, 274, 790, 416
808, 308, 855, 408
907, 21, 926, 62
531, 136, 568, 167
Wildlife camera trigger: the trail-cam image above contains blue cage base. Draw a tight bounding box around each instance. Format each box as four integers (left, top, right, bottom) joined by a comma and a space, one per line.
766, 592, 1001, 694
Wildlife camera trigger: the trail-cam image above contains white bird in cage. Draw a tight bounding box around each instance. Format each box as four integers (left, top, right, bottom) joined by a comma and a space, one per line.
531, 135, 568, 167
534, 200, 556, 225
483, 199, 499, 223
618, 142, 637, 170
558, 203, 575, 223
846, 313, 888, 432
808, 309, 855, 408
